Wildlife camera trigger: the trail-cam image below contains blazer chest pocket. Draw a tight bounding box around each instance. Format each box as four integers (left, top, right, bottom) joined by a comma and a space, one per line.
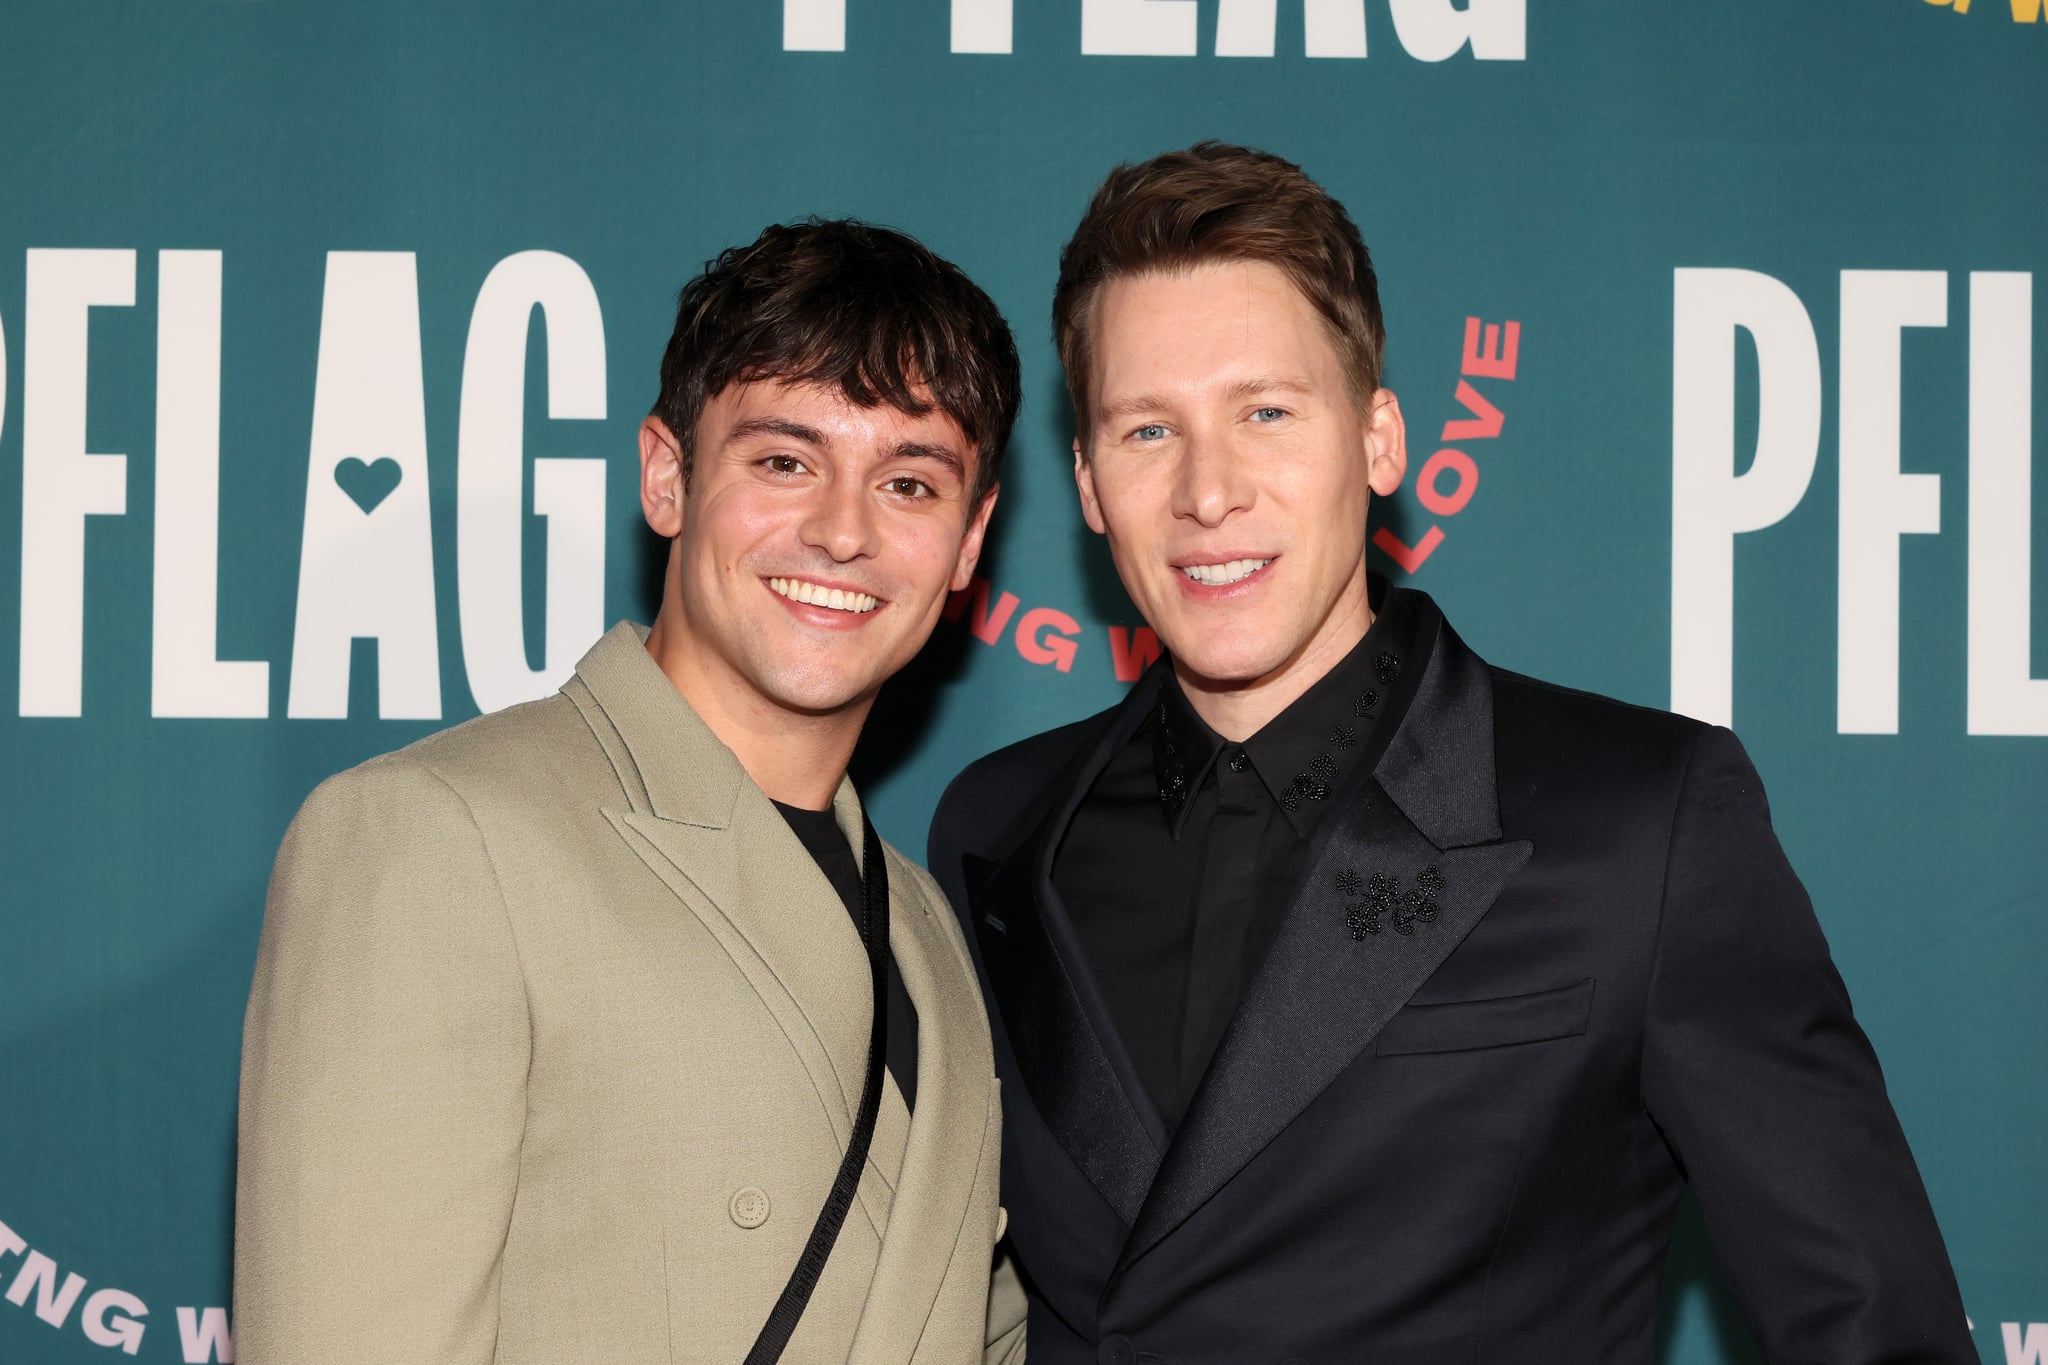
1375, 977, 1595, 1057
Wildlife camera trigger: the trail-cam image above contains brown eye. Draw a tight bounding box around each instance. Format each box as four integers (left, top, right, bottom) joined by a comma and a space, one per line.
888, 476, 933, 498
764, 454, 806, 475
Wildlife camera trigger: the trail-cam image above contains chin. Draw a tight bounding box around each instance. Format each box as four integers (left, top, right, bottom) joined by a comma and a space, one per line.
753, 659, 880, 717
1162, 635, 1295, 690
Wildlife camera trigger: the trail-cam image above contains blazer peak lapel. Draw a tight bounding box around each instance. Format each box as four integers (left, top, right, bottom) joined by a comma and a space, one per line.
1116, 605, 1533, 1273
849, 853, 996, 1360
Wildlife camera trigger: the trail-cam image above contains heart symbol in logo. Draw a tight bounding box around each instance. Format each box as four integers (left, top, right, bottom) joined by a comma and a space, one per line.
334, 457, 403, 514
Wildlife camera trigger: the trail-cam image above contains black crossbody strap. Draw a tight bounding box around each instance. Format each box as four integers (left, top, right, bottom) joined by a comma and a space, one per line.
744, 815, 890, 1365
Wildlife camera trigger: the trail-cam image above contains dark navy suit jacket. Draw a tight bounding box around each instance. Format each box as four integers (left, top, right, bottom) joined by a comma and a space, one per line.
928, 591, 1971, 1365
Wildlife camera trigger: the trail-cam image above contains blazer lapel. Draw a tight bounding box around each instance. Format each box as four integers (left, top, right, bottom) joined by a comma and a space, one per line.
1116, 603, 1534, 1273
848, 802, 999, 1361
567, 624, 874, 1134
968, 670, 1169, 1225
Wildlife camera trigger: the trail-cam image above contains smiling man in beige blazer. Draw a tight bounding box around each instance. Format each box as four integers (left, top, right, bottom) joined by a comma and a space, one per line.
235, 220, 1027, 1364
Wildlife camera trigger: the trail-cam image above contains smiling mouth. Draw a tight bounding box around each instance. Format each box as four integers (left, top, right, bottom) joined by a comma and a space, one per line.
767, 577, 881, 614
1180, 557, 1273, 587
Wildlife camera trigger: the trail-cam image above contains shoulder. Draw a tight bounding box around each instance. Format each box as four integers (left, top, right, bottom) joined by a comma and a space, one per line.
1487, 665, 1713, 785
284, 693, 621, 870
931, 706, 1118, 860
307, 693, 607, 820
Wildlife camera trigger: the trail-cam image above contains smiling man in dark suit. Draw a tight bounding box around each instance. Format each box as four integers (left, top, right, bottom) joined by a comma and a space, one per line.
927, 142, 1974, 1364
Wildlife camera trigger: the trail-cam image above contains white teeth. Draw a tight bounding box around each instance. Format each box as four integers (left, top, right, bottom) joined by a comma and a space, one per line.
1181, 557, 1272, 587
768, 578, 879, 613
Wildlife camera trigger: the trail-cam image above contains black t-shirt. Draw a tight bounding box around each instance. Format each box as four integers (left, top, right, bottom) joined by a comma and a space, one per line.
772, 801, 919, 1111
1051, 590, 1419, 1132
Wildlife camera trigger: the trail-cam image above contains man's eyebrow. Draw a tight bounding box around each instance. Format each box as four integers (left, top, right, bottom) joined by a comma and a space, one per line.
887, 441, 966, 478
1223, 375, 1316, 402
724, 416, 828, 447
1096, 393, 1173, 422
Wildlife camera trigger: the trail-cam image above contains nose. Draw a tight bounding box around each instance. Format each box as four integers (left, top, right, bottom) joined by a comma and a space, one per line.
798, 469, 880, 564
1170, 426, 1255, 528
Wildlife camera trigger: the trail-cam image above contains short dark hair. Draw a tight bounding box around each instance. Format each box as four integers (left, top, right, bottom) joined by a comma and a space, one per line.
653, 219, 1020, 507
1053, 141, 1385, 434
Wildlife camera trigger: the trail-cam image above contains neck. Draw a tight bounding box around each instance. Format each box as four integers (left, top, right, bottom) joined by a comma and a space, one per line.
643, 614, 867, 811
1173, 572, 1375, 742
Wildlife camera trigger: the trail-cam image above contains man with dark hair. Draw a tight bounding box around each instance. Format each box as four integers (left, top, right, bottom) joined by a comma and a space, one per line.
238, 219, 1028, 1364
930, 143, 1973, 1363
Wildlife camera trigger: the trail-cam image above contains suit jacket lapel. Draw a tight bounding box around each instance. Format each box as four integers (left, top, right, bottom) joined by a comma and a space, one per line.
968, 670, 1169, 1225
567, 624, 874, 1133
850, 812, 999, 1361
1116, 604, 1534, 1273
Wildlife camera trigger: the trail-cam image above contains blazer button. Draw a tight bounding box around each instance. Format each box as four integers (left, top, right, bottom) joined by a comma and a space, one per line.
729, 1186, 770, 1229
1097, 1334, 1136, 1365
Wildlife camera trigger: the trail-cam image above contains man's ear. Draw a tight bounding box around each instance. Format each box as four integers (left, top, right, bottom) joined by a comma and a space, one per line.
640, 416, 686, 538
1073, 442, 1108, 535
1363, 389, 1408, 498
950, 483, 1001, 593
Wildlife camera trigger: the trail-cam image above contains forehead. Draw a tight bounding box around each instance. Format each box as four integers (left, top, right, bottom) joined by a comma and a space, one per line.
704, 376, 974, 454
1089, 260, 1343, 395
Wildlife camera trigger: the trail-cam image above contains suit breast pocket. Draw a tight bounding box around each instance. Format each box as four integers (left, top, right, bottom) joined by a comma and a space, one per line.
1374, 977, 1596, 1057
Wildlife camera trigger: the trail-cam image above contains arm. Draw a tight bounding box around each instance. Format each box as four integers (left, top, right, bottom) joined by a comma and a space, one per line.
235, 758, 529, 1365
1641, 727, 1973, 1364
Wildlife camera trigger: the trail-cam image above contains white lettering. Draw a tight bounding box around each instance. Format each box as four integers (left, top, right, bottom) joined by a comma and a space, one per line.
456, 251, 607, 714
5, 1249, 87, 1328
1217, 0, 1369, 57
1669, 268, 1821, 726
1967, 273, 2047, 735
2007, 1322, 2048, 1365
0, 1218, 24, 1261
18, 248, 135, 717
286, 252, 442, 719
783, 0, 845, 50
83, 1287, 147, 1355
1082, 0, 1198, 55
953, 0, 1013, 52
1387, 0, 1524, 60
152, 250, 270, 717
1837, 270, 1946, 734
176, 1305, 233, 1362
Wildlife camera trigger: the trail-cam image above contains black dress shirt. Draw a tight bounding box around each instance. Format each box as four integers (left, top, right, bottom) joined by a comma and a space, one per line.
773, 801, 919, 1111
1051, 590, 1418, 1132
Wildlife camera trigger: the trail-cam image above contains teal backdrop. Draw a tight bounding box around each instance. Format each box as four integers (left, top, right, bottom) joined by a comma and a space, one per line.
2, 2, 2043, 1360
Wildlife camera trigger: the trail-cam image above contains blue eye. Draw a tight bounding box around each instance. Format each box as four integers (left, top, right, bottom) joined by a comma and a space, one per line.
1251, 407, 1286, 423
1132, 423, 1169, 442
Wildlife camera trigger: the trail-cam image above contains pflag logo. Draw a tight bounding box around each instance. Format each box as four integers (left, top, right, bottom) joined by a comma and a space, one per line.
1922, 0, 2044, 22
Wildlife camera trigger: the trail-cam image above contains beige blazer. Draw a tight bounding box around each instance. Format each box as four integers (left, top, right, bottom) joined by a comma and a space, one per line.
236, 623, 1027, 1364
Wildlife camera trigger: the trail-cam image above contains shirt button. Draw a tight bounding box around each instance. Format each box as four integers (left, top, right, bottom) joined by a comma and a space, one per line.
1097, 1334, 1137, 1365
1228, 749, 1250, 772
729, 1186, 770, 1229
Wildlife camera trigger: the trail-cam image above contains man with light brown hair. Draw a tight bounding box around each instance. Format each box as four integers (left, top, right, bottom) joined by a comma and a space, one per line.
929, 142, 1971, 1364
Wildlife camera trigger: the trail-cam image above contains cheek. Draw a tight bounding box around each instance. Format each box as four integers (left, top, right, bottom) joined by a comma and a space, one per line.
1275, 451, 1370, 527
890, 516, 974, 594
1093, 471, 1170, 556
687, 489, 788, 567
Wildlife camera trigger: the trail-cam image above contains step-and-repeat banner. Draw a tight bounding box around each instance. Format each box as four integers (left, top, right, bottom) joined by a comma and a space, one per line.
2, 3, 2042, 1361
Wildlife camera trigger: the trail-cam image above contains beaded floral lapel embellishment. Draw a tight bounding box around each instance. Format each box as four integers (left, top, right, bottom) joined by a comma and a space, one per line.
1339, 865, 1447, 941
